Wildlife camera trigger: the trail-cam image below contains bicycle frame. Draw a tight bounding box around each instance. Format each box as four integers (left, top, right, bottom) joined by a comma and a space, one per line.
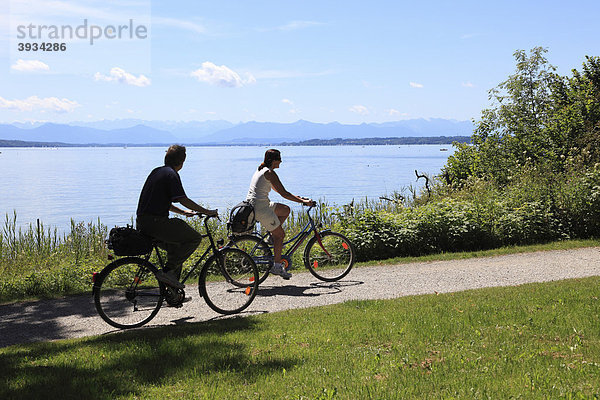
252, 206, 331, 260
144, 216, 223, 284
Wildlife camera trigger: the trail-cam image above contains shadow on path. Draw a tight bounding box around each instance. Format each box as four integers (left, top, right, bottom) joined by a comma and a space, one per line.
256, 280, 364, 298
0, 293, 96, 349
0, 280, 364, 349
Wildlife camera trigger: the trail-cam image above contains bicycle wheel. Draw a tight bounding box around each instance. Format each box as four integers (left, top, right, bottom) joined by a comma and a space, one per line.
303, 231, 355, 281
93, 257, 164, 329
199, 247, 259, 315
229, 234, 272, 285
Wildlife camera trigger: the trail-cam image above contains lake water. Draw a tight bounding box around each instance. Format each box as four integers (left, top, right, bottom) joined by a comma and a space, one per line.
0, 145, 455, 233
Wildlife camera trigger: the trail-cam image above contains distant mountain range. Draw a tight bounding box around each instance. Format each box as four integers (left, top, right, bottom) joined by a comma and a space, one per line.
0, 118, 473, 145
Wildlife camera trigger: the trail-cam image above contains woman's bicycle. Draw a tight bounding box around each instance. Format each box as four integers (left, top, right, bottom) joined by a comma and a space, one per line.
92, 215, 259, 330
228, 204, 355, 285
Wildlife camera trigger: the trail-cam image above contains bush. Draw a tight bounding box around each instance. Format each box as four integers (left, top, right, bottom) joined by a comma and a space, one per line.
337, 165, 600, 261
338, 199, 498, 261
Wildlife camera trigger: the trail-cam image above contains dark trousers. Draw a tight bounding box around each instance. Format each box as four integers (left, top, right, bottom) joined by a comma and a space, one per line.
136, 215, 202, 279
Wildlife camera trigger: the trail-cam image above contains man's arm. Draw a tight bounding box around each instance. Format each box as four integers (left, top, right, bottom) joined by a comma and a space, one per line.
176, 196, 218, 217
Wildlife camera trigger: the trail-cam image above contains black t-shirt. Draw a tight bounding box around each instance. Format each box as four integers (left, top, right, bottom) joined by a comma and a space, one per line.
136, 166, 186, 217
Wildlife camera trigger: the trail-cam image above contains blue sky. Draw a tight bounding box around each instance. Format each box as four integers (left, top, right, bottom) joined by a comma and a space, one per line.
1, 0, 599, 124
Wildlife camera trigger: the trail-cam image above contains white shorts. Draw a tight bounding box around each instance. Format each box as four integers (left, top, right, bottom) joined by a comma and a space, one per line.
253, 200, 281, 231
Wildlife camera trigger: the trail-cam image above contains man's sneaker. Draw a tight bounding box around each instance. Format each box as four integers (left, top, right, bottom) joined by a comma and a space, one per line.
156, 270, 185, 289
270, 262, 292, 279
166, 296, 192, 307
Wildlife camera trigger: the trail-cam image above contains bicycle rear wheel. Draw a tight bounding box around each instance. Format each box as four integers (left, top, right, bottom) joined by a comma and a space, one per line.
228, 234, 272, 285
199, 247, 259, 315
303, 231, 355, 281
93, 257, 164, 329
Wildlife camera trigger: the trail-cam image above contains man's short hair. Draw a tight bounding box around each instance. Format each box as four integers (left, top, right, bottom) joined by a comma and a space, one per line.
165, 145, 186, 167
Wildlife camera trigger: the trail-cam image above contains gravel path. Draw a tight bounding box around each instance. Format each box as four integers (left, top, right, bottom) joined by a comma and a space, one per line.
1, 247, 599, 349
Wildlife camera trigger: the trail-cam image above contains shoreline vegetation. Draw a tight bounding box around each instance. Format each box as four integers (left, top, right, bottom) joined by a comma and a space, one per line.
0, 136, 470, 148
0, 201, 599, 304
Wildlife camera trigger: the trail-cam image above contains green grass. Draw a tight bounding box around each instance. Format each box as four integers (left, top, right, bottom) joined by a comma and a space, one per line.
2, 277, 600, 398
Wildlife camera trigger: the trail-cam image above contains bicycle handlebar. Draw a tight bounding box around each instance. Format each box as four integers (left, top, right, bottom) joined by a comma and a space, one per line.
191, 211, 220, 223
299, 197, 317, 208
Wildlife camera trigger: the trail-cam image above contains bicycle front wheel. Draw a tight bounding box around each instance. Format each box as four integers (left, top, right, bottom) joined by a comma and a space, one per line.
93, 257, 164, 329
229, 234, 272, 285
303, 231, 355, 281
199, 248, 259, 315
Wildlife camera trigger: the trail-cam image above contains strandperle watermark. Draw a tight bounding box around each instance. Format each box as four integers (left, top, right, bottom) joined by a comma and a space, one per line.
16, 19, 149, 45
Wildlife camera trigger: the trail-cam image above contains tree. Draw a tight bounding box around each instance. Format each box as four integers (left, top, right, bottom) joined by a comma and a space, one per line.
444, 48, 600, 186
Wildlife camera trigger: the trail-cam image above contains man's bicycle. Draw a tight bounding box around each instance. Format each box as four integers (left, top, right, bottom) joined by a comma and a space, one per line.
93, 215, 259, 330
228, 204, 355, 285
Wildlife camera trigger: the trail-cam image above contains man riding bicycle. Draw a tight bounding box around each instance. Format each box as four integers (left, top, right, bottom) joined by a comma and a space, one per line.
136, 145, 217, 290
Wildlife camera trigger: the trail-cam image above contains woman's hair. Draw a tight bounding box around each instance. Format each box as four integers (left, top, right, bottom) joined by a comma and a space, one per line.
164, 144, 187, 167
258, 149, 281, 170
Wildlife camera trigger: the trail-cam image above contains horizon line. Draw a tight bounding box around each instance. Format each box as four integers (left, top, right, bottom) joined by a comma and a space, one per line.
2, 117, 474, 126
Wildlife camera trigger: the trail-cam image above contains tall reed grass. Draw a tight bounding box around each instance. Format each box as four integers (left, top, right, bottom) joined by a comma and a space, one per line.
0, 212, 109, 302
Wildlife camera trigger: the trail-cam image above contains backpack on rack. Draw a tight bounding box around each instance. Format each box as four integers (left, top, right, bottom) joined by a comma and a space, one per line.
228, 201, 256, 234
106, 225, 153, 256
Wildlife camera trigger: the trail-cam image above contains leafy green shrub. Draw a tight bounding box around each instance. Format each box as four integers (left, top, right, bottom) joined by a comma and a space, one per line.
337, 165, 600, 261
337, 210, 402, 261
555, 165, 600, 237
338, 199, 499, 261
494, 201, 561, 245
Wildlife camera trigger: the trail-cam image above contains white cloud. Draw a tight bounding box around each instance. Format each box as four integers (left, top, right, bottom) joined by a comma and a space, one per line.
282, 99, 299, 114
409, 82, 424, 88
190, 62, 255, 88
386, 108, 409, 117
462, 81, 475, 88
0, 95, 80, 113
94, 67, 151, 87
349, 105, 369, 115
11, 59, 50, 72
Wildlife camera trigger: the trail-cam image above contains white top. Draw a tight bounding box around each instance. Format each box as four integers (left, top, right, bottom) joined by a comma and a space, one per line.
246, 167, 272, 205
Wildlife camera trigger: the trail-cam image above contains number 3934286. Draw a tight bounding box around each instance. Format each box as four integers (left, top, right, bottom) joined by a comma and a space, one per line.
17, 42, 67, 51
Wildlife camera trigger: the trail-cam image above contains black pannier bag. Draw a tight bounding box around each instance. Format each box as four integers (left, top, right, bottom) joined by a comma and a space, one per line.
107, 225, 153, 256
228, 201, 256, 234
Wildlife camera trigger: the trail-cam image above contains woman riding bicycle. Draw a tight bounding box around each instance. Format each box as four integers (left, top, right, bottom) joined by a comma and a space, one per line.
246, 149, 315, 279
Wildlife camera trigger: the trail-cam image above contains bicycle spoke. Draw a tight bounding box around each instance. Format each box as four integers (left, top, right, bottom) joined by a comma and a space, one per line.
304, 231, 355, 281
94, 258, 164, 329
199, 248, 259, 314
229, 235, 272, 284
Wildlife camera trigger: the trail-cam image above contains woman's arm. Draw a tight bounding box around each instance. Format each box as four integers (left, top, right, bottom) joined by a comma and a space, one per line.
265, 170, 314, 205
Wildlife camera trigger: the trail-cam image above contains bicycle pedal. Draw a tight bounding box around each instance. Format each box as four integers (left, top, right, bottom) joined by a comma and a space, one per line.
165, 287, 187, 307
